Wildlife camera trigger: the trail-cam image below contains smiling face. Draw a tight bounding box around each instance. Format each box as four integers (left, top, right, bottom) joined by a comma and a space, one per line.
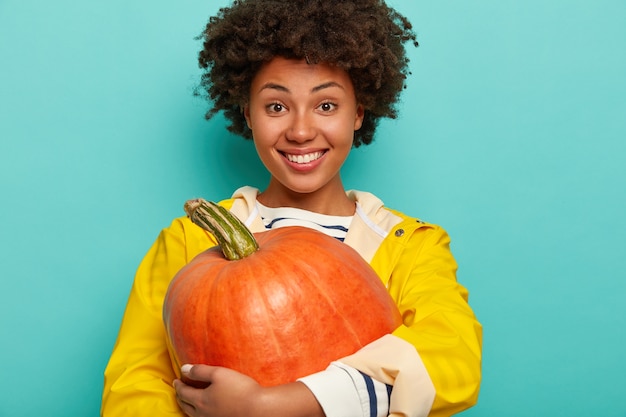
244, 57, 364, 213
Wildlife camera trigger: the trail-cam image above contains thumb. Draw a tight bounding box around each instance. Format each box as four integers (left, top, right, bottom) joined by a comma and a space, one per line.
180, 364, 214, 388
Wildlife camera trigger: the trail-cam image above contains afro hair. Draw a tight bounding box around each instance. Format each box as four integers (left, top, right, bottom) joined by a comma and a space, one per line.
197, 0, 418, 147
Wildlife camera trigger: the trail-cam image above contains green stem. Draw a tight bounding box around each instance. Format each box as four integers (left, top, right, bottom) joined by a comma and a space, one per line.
184, 198, 259, 260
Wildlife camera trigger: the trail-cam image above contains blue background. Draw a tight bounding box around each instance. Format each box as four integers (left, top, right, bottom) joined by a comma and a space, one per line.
1, 1, 624, 416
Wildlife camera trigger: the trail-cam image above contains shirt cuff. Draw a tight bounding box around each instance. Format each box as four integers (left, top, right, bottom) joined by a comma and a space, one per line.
298, 362, 390, 417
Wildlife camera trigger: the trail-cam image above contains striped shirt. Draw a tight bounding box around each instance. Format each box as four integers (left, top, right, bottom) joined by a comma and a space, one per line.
257, 202, 353, 241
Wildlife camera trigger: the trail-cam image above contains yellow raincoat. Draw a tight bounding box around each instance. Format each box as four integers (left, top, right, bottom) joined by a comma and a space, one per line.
101, 187, 482, 416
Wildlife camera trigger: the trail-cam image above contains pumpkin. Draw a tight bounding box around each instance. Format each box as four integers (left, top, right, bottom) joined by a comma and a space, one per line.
163, 198, 402, 387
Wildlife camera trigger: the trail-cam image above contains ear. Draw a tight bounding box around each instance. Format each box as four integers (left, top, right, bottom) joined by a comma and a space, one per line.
353, 104, 365, 131
243, 104, 252, 129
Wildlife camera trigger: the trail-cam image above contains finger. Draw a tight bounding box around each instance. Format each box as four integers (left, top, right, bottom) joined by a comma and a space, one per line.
173, 379, 197, 416
174, 378, 206, 405
176, 396, 196, 417
181, 363, 220, 383
179, 364, 215, 388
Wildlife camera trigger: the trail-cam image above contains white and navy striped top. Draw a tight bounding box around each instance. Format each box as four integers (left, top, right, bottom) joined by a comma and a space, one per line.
257, 202, 353, 242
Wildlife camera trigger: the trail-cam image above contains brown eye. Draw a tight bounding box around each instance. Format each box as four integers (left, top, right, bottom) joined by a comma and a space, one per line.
269, 103, 284, 113
319, 102, 336, 112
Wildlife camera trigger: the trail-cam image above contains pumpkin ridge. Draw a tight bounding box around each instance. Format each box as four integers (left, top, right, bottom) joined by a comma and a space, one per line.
202, 265, 228, 365
243, 257, 286, 373
294, 245, 364, 346
260, 290, 294, 377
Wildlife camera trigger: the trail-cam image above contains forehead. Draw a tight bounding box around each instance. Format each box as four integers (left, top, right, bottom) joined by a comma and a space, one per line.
251, 56, 355, 93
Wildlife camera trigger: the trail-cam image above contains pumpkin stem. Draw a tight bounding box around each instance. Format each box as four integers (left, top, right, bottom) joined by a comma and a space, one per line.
184, 198, 259, 260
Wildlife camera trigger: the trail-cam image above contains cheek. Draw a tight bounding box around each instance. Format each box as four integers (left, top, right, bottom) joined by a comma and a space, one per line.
252, 132, 282, 164
250, 121, 278, 145
322, 118, 358, 146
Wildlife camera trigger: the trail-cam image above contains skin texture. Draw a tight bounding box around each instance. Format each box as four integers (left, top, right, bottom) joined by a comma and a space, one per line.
172, 57, 365, 417
246, 57, 364, 215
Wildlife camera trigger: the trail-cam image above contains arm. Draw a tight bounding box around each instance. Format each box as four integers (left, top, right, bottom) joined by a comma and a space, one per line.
101, 217, 217, 416
173, 365, 324, 417
175, 362, 394, 417
342, 223, 482, 417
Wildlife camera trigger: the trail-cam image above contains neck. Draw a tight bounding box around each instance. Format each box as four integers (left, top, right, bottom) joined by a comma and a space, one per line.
258, 178, 355, 216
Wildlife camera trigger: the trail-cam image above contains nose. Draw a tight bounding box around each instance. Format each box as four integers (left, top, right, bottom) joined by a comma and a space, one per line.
286, 112, 316, 143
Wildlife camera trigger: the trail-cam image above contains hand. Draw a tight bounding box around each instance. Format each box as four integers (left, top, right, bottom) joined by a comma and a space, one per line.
173, 364, 261, 417
173, 364, 325, 417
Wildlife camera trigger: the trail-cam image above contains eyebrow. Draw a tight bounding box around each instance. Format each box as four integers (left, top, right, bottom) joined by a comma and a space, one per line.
312, 81, 345, 93
258, 81, 345, 94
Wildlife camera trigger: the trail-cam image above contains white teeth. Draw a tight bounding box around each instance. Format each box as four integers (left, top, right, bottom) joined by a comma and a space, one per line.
286, 151, 323, 164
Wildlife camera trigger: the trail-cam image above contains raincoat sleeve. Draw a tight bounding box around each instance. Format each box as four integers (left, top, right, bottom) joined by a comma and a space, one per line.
342, 223, 482, 417
101, 216, 216, 416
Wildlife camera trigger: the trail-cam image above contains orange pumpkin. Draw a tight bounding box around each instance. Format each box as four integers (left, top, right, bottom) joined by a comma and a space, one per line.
163, 199, 401, 387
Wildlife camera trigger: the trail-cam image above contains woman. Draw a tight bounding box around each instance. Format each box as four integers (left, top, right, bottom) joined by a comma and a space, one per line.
101, 1, 482, 416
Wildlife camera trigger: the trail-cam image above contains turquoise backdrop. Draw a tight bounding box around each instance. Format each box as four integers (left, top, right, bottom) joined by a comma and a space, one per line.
1, 1, 624, 416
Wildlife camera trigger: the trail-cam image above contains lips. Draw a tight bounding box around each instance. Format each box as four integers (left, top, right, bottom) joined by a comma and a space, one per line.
283, 151, 325, 164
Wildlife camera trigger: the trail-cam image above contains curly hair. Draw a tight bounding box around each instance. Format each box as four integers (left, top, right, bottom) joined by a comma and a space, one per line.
197, 0, 418, 147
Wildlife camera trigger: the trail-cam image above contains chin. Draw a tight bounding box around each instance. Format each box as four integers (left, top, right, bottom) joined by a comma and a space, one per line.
287, 186, 320, 195
281, 181, 325, 195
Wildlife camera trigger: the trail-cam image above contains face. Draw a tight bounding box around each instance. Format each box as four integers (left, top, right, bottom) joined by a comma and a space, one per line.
244, 57, 364, 199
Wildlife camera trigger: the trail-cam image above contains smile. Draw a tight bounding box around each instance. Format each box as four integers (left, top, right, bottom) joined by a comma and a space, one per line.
284, 151, 325, 164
